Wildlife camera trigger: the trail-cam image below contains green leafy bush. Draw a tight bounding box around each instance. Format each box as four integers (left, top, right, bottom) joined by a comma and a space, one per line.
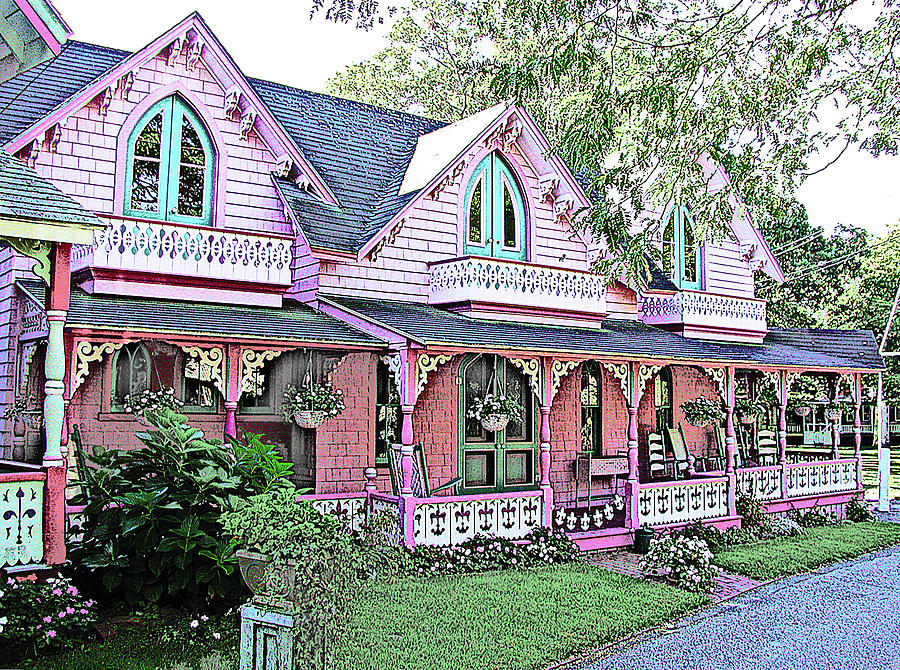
0, 575, 98, 659
787, 507, 836, 527
69, 410, 293, 609
640, 534, 717, 592
846, 497, 874, 522
403, 528, 578, 576
736, 491, 767, 529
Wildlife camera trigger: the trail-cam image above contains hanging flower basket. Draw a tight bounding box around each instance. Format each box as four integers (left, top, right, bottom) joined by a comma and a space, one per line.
792, 405, 812, 417
481, 413, 511, 432
737, 412, 758, 425
825, 407, 843, 422
293, 410, 328, 429
680, 397, 723, 428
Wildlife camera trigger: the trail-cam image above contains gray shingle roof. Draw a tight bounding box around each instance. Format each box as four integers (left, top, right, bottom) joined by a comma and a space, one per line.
18, 280, 383, 346
0, 152, 102, 226
0, 41, 446, 254
325, 295, 883, 371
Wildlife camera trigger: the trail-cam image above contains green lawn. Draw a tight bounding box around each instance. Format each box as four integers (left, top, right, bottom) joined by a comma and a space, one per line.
27, 563, 706, 670
713, 521, 900, 581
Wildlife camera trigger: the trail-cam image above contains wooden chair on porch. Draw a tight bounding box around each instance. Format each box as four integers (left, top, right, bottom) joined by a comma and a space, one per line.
713, 424, 752, 468
695, 425, 726, 472
648, 432, 670, 479
388, 444, 462, 497
666, 425, 693, 478
756, 429, 778, 465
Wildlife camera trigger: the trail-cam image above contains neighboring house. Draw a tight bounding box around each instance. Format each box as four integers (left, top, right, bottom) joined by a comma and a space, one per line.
0, 13, 883, 556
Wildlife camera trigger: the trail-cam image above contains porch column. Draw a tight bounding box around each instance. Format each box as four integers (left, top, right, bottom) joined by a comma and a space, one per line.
724, 366, 737, 518
224, 344, 241, 440
877, 371, 891, 511
853, 373, 863, 486
777, 370, 788, 465
42, 243, 71, 466
399, 404, 415, 495
626, 362, 640, 529
830, 376, 840, 459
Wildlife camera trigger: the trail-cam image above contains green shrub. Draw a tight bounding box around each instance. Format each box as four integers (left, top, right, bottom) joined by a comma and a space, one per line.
678, 521, 726, 552
736, 491, 767, 528
846, 497, 874, 523
0, 575, 98, 659
787, 507, 835, 528
403, 528, 578, 576
640, 534, 717, 592
69, 410, 293, 609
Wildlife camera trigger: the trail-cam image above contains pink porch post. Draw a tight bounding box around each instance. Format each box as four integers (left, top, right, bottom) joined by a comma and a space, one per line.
830, 376, 841, 459
539, 357, 554, 528
854, 373, 863, 484
397, 348, 418, 547
778, 369, 789, 499
626, 362, 640, 529
724, 366, 737, 518
223, 344, 240, 440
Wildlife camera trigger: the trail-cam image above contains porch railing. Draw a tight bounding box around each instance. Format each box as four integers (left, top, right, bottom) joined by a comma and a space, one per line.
736, 465, 783, 501
298, 492, 369, 533
784, 459, 858, 498
412, 490, 544, 547
428, 256, 608, 315
71, 218, 293, 287
636, 477, 729, 526
1, 470, 46, 569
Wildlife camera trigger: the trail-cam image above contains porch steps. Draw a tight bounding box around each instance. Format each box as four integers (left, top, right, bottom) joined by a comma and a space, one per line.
568, 527, 634, 553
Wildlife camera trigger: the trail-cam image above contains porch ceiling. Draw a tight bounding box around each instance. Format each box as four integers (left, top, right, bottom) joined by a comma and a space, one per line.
324, 295, 883, 372
19, 280, 385, 347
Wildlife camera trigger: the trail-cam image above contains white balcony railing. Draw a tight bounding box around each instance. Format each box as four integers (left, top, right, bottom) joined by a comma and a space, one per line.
71, 218, 293, 287
784, 460, 858, 498
636, 477, 729, 526
641, 290, 767, 336
429, 257, 607, 315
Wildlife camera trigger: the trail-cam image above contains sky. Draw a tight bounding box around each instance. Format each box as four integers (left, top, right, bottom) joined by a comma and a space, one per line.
52, 0, 900, 239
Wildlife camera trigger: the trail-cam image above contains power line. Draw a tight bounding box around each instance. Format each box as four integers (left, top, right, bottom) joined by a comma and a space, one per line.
781, 235, 894, 283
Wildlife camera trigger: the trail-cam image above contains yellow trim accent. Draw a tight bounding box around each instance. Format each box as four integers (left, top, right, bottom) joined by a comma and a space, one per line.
0, 217, 102, 244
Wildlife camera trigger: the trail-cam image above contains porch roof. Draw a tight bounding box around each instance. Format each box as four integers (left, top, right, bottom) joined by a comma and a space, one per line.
324, 295, 884, 372
18, 280, 383, 347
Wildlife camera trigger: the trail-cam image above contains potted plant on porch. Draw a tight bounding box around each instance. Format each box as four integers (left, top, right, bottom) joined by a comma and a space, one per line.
680, 397, 724, 427
824, 400, 847, 422
734, 398, 764, 425
280, 383, 346, 429
466, 393, 525, 432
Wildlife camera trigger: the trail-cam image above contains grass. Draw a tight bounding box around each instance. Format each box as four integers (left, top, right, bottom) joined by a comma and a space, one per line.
713, 521, 900, 581
26, 563, 706, 670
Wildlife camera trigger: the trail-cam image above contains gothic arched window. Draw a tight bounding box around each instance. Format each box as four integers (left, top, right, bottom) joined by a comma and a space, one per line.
112, 343, 151, 409
125, 96, 214, 224
659, 205, 701, 289
464, 153, 527, 261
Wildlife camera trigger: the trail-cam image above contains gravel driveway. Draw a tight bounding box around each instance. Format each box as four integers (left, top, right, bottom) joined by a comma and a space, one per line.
577, 543, 900, 670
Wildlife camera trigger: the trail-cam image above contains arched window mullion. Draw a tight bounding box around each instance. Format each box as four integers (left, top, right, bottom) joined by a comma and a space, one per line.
462, 152, 526, 261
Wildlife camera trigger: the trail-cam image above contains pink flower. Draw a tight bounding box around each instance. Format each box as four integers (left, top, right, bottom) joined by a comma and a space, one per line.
58, 611, 66, 618
66, 607, 75, 614
67, 586, 78, 595
52, 588, 62, 596
47, 630, 56, 638
79, 609, 88, 614
43, 616, 52, 623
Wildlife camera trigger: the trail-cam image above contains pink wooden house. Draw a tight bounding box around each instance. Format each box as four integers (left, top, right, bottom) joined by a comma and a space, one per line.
0, 13, 883, 565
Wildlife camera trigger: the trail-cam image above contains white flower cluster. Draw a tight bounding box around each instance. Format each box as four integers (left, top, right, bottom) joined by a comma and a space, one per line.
640, 534, 716, 592
123, 387, 183, 416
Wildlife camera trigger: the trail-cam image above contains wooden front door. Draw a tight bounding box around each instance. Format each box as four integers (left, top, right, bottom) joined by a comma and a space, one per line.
459, 354, 537, 493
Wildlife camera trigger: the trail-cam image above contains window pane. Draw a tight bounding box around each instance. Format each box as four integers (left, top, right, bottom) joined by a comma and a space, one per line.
134, 113, 162, 158
503, 183, 516, 247
682, 213, 698, 283
180, 117, 206, 165
184, 357, 216, 408
468, 180, 482, 244
464, 451, 494, 488
178, 165, 205, 217
240, 363, 272, 410
375, 361, 400, 462
465, 356, 494, 441
580, 363, 602, 454
505, 450, 531, 485
115, 344, 150, 406
131, 159, 160, 212
661, 216, 675, 277
504, 364, 531, 442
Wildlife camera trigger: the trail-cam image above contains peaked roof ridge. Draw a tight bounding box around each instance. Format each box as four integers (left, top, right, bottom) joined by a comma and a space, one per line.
246, 75, 447, 130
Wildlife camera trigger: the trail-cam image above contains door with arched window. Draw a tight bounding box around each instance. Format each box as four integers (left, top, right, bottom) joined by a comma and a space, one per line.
463, 153, 527, 261
459, 354, 536, 493
125, 96, 214, 225
660, 205, 701, 290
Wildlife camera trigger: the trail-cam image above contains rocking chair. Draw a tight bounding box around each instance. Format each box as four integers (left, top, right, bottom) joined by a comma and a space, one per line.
388, 444, 461, 497
756, 429, 778, 466
665, 425, 693, 478
647, 432, 670, 479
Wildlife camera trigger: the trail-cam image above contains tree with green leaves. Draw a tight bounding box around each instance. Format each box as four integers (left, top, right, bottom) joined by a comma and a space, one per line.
319, 0, 900, 286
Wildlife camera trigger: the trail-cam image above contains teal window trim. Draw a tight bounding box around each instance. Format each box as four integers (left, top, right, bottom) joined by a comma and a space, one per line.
463, 153, 527, 261
580, 361, 603, 456
124, 96, 214, 225
661, 204, 702, 290
457, 354, 538, 494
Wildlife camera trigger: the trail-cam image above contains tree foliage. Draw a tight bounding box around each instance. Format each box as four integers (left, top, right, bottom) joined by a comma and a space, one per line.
321, 0, 900, 285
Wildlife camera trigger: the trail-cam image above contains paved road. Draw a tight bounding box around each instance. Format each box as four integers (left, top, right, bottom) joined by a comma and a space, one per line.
579, 544, 900, 670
